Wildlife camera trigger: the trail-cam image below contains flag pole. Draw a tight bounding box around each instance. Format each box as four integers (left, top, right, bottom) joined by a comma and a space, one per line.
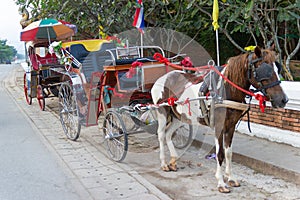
140, 31, 144, 57
215, 29, 220, 66
132, 0, 145, 57
212, 0, 220, 66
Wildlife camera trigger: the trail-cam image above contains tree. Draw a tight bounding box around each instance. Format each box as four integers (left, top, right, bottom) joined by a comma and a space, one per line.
0, 40, 17, 63
16, 0, 135, 39
15, 0, 300, 79
152, 0, 300, 80
200, 0, 300, 80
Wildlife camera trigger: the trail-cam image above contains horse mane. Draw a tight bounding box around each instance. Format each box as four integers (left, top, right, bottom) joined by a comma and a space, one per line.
224, 53, 250, 96
224, 48, 276, 100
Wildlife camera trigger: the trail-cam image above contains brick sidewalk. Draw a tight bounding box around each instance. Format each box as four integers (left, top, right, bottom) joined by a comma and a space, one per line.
5, 64, 170, 200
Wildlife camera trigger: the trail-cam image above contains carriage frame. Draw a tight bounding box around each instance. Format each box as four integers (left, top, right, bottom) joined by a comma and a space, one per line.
23, 41, 66, 111
45, 39, 195, 162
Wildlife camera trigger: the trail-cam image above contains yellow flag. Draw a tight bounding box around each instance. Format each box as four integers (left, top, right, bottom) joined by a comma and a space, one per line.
99, 25, 107, 39
212, 0, 219, 31
98, 14, 107, 39
244, 46, 256, 52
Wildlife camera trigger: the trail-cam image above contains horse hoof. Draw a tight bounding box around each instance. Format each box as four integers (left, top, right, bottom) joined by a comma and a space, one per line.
161, 166, 170, 172
168, 163, 177, 171
228, 180, 240, 187
218, 186, 230, 193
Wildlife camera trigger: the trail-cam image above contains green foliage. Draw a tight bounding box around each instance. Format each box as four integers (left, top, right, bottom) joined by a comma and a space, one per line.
14, 0, 300, 65
293, 77, 300, 81
0, 40, 17, 63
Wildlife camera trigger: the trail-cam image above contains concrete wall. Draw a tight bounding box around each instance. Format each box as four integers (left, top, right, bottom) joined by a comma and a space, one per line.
242, 81, 300, 133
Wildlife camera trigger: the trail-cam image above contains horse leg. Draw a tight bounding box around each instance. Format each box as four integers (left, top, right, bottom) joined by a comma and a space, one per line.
215, 134, 230, 193
156, 108, 169, 171
224, 128, 240, 187
165, 117, 181, 171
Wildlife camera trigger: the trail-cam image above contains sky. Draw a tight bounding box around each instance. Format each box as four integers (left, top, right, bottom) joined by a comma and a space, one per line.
0, 1, 24, 54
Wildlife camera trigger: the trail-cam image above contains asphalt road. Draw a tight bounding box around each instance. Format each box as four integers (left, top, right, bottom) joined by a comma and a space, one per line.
0, 64, 84, 200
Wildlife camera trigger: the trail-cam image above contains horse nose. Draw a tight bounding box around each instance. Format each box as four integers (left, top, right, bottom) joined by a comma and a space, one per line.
278, 95, 289, 108
283, 95, 289, 105
272, 94, 288, 108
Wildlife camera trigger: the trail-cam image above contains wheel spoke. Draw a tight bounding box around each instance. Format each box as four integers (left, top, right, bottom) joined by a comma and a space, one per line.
58, 82, 81, 141
172, 124, 193, 149
37, 85, 45, 111
23, 72, 32, 105
103, 109, 128, 162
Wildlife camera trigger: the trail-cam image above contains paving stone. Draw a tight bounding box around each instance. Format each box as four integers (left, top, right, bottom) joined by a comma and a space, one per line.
87, 187, 112, 200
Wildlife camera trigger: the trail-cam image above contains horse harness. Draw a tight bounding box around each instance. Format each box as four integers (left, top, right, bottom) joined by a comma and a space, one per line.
197, 53, 282, 130
171, 53, 281, 130
196, 65, 250, 128
247, 53, 281, 96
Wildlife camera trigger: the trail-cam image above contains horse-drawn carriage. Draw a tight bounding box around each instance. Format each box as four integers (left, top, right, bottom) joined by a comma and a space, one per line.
19, 17, 195, 162
39, 39, 194, 162
21, 18, 77, 110
20, 18, 289, 193
23, 41, 65, 110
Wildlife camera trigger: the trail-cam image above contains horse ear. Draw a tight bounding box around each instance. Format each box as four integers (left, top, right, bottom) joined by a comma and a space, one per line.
254, 46, 262, 57
269, 43, 275, 51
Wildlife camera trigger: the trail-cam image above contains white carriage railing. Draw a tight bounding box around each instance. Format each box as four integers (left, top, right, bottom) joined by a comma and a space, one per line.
61, 48, 82, 70
106, 45, 166, 66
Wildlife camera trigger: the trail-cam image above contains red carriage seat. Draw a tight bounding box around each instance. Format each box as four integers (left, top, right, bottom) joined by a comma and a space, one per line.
27, 46, 39, 70
29, 54, 39, 70
29, 53, 59, 71
36, 53, 58, 65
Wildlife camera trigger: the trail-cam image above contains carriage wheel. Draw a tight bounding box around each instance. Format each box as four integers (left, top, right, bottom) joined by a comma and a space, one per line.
23, 72, 32, 105
120, 110, 137, 131
37, 85, 45, 111
58, 82, 81, 141
50, 86, 59, 97
102, 109, 128, 162
172, 124, 193, 149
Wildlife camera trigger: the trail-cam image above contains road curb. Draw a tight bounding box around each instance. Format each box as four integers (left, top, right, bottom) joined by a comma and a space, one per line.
193, 131, 300, 186
233, 150, 300, 186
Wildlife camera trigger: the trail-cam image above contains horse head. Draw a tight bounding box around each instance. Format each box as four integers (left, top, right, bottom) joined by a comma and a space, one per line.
247, 46, 288, 108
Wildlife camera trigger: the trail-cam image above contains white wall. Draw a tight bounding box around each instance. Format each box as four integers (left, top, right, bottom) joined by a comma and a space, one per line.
249, 81, 300, 111
238, 81, 300, 147
280, 81, 300, 111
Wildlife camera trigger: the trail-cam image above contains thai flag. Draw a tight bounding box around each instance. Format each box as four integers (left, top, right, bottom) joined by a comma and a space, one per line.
132, 0, 145, 33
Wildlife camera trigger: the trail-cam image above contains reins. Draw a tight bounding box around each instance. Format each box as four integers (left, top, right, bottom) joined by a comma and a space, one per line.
153, 53, 267, 113
128, 56, 211, 112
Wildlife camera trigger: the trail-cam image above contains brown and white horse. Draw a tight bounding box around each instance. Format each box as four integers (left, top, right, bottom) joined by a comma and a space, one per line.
151, 47, 288, 193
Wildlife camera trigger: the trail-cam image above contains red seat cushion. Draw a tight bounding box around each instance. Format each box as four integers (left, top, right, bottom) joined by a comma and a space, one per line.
29, 54, 39, 70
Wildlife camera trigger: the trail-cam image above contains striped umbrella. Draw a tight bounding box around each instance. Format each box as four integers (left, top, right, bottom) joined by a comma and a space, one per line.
20, 18, 77, 42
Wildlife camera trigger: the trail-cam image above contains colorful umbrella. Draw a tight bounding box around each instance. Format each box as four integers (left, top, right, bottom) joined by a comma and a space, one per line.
20, 18, 77, 42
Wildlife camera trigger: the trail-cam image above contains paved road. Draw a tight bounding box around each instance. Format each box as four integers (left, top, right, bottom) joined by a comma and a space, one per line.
3, 63, 300, 200
0, 64, 89, 200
